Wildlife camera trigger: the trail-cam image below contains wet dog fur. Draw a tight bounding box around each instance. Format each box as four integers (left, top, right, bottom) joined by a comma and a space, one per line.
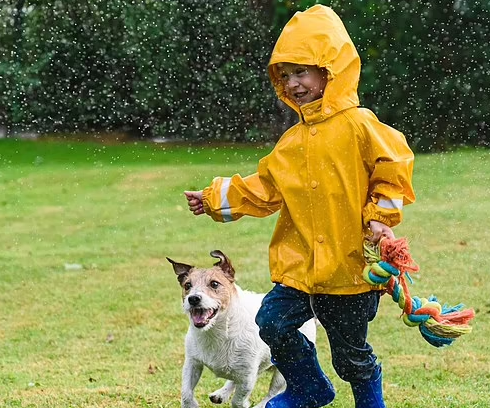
167, 250, 316, 408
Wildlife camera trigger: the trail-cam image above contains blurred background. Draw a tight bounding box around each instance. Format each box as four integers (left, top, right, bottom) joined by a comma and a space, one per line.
0, 0, 489, 152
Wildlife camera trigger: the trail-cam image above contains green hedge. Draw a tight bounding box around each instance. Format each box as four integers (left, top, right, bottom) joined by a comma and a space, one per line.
0, 0, 275, 142
0, 0, 489, 151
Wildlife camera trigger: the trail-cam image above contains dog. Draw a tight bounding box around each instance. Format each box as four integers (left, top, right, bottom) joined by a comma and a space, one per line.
167, 250, 316, 408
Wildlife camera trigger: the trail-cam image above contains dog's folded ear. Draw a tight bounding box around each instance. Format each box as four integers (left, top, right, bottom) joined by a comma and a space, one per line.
166, 257, 193, 284
210, 250, 235, 280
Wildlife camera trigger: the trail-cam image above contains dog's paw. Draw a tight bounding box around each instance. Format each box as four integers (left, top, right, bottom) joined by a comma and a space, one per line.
209, 394, 224, 404
209, 380, 234, 404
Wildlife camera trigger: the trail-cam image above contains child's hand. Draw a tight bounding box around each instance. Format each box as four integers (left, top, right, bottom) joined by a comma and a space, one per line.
368, 220, 395, 242
184, 191, 205, 216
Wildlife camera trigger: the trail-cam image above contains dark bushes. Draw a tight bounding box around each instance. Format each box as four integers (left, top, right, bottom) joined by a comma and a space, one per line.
0, 0, 275, 142
0, 0, 489, 151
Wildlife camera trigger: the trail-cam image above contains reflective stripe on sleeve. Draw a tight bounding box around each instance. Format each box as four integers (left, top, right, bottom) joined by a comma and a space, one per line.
220, 177, 233, 222
378, 198, 403, 210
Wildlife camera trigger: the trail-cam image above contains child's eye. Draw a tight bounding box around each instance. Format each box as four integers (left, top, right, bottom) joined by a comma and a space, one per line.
296, 68, 307, 75
280, 73, 289, 81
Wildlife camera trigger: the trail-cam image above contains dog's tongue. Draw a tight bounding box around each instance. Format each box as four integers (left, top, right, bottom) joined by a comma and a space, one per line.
191, 308, 214, 327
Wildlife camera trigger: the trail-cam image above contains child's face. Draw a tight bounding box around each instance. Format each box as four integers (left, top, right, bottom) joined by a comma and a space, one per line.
277, 63, 328, 106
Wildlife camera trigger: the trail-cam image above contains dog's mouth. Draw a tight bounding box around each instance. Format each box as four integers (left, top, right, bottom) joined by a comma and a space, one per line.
190, 307, 218, 328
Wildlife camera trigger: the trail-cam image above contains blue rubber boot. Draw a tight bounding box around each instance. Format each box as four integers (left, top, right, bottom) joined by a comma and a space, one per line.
266, 349, 335, 408
350, 364, 386, 408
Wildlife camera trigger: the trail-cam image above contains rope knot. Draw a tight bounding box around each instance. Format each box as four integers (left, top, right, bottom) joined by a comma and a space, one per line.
363, 237, 475, 348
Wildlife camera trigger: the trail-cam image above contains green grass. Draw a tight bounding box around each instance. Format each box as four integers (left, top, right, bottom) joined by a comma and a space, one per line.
0, 138, 489, 407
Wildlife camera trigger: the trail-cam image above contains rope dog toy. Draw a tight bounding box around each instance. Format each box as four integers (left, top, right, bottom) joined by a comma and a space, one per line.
363, 237, 475, 347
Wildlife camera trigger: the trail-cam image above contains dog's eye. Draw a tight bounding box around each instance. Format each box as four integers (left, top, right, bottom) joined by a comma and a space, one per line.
184, 282, 192, 291
210, 281, 220, 290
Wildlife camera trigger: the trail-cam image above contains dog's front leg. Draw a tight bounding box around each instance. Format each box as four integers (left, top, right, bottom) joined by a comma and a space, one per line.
253, 367, 286, 408
230, 374, 256, 408
181, 357, 203, 408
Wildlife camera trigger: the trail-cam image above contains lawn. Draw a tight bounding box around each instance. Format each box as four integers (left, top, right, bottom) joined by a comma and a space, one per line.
0, 138, 489, 407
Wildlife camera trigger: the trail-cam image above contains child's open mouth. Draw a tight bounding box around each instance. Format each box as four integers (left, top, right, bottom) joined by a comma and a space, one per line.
294, 91, 308, 99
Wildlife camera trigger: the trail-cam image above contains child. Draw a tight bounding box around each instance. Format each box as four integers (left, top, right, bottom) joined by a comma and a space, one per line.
184, 5, 415, 408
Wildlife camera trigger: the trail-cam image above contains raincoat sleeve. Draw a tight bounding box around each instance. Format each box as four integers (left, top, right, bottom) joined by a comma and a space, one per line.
360, 113, 416, 227
202, 157, 282, 223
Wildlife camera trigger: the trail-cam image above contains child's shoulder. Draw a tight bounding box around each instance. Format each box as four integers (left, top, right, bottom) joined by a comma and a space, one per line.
343, 107, 405, 139
342, 107, 391, 131
343, 106, 378, 122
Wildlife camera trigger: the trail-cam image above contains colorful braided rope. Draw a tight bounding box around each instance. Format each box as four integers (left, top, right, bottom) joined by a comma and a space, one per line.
363, 237, 475, 347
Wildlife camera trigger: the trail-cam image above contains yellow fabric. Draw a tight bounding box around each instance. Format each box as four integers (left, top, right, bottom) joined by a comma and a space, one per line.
202, 5, 415, 295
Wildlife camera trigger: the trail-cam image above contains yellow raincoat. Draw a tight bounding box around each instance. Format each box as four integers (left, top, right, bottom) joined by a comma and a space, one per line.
202, 5, 415, 295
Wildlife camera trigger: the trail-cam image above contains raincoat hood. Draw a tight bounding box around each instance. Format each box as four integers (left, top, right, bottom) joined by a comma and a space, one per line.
269, 5, 360, 117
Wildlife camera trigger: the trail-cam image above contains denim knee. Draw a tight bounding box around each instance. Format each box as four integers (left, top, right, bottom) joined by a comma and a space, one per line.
255, 307, 278, 345
332, 355, 377, 383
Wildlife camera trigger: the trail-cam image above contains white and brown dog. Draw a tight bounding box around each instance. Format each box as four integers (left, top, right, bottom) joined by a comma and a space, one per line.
167, 250, 316, 408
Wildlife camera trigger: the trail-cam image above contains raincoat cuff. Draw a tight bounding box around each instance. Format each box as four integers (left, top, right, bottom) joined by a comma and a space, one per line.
362, 203, 402, 228
202, 186, 225, 222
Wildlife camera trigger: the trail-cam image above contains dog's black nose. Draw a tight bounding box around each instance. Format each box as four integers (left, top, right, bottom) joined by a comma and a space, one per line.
188, 295, 201, 306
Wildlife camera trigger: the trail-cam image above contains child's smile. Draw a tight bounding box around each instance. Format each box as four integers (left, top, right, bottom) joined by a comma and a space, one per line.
277, 63, 328, 106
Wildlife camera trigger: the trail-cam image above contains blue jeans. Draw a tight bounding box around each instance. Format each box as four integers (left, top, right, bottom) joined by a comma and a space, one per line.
255, 284, 380, 383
